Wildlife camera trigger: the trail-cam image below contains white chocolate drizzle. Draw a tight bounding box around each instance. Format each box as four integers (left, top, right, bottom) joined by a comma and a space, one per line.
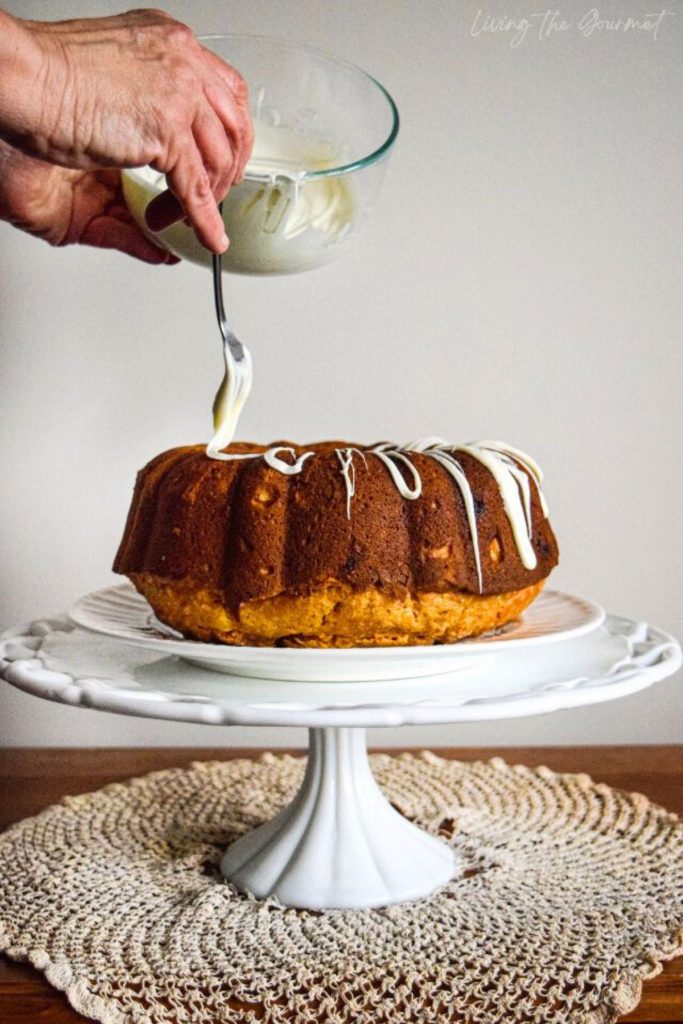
264, 446, 314, 475
456, 445, 537, 570
476, 440, 549, 518
336, 447, 368, 518
206, 338, 253, 462
369, 444, 422, 499
420, 446, 485, 593
205, 436, 549, 593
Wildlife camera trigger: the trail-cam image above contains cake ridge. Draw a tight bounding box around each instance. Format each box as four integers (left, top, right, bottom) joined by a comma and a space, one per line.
203, 438, 549, 590
114, 439, 558, 626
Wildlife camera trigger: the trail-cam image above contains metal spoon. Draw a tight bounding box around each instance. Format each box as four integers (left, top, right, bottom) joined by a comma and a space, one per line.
208, 203, 253, 456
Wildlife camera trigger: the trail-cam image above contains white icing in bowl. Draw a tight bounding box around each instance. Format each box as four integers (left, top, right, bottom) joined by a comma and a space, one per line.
122, 36, 398, 275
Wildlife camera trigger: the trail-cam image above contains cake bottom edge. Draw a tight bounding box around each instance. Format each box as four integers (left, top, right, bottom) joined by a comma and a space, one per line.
127, 573, 546, 648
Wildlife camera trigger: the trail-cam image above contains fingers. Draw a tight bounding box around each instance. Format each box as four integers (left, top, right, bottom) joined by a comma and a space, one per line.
151, 144, 228, 253
145, 78, 252, 247
201, 51, 253, 184
201, 46, 249, 105
145, 102, 235, 238
80, 214, 180, 264
192, 104, 238, 199
234, 114, 255, 185
204, 80, 253, 186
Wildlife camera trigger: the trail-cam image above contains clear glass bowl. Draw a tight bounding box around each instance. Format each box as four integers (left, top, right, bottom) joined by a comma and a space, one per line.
122, 35, 399, 275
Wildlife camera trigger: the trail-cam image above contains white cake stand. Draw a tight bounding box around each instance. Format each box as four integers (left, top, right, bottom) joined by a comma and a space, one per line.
1, 586, 680, 911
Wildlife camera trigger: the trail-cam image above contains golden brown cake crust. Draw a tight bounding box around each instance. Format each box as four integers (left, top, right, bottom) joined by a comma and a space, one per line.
132, 573, 545, 648
114, 441, 559, 647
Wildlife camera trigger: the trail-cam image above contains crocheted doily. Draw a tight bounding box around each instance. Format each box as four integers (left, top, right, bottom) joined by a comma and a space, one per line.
1, 753, 682, 1024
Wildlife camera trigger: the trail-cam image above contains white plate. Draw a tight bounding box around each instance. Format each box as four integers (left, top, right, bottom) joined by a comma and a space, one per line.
68, 584, 605, 681
1, 614, 679, 727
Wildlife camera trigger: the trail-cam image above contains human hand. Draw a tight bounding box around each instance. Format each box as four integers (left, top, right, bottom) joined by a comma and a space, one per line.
0, 140, 178, 264
0, 9, 253, 254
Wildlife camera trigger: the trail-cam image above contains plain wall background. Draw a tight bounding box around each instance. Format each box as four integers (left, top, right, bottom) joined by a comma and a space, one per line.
1, 0, 681, 748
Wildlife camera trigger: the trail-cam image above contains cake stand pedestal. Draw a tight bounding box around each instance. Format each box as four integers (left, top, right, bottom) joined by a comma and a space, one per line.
1, 593, 680, 910
222, 726, 454, 907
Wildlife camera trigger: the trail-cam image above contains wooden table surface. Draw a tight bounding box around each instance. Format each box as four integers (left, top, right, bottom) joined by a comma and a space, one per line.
0, 746, 680, 1023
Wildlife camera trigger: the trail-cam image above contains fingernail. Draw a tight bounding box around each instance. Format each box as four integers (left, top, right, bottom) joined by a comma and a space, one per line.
219, 232, 229, 252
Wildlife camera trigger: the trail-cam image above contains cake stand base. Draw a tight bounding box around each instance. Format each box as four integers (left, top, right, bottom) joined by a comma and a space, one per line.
221, 727, 456, 909
4, 604, 680, 910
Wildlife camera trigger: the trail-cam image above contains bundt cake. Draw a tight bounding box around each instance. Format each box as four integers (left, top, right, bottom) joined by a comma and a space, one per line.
113, 439, 559, 647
